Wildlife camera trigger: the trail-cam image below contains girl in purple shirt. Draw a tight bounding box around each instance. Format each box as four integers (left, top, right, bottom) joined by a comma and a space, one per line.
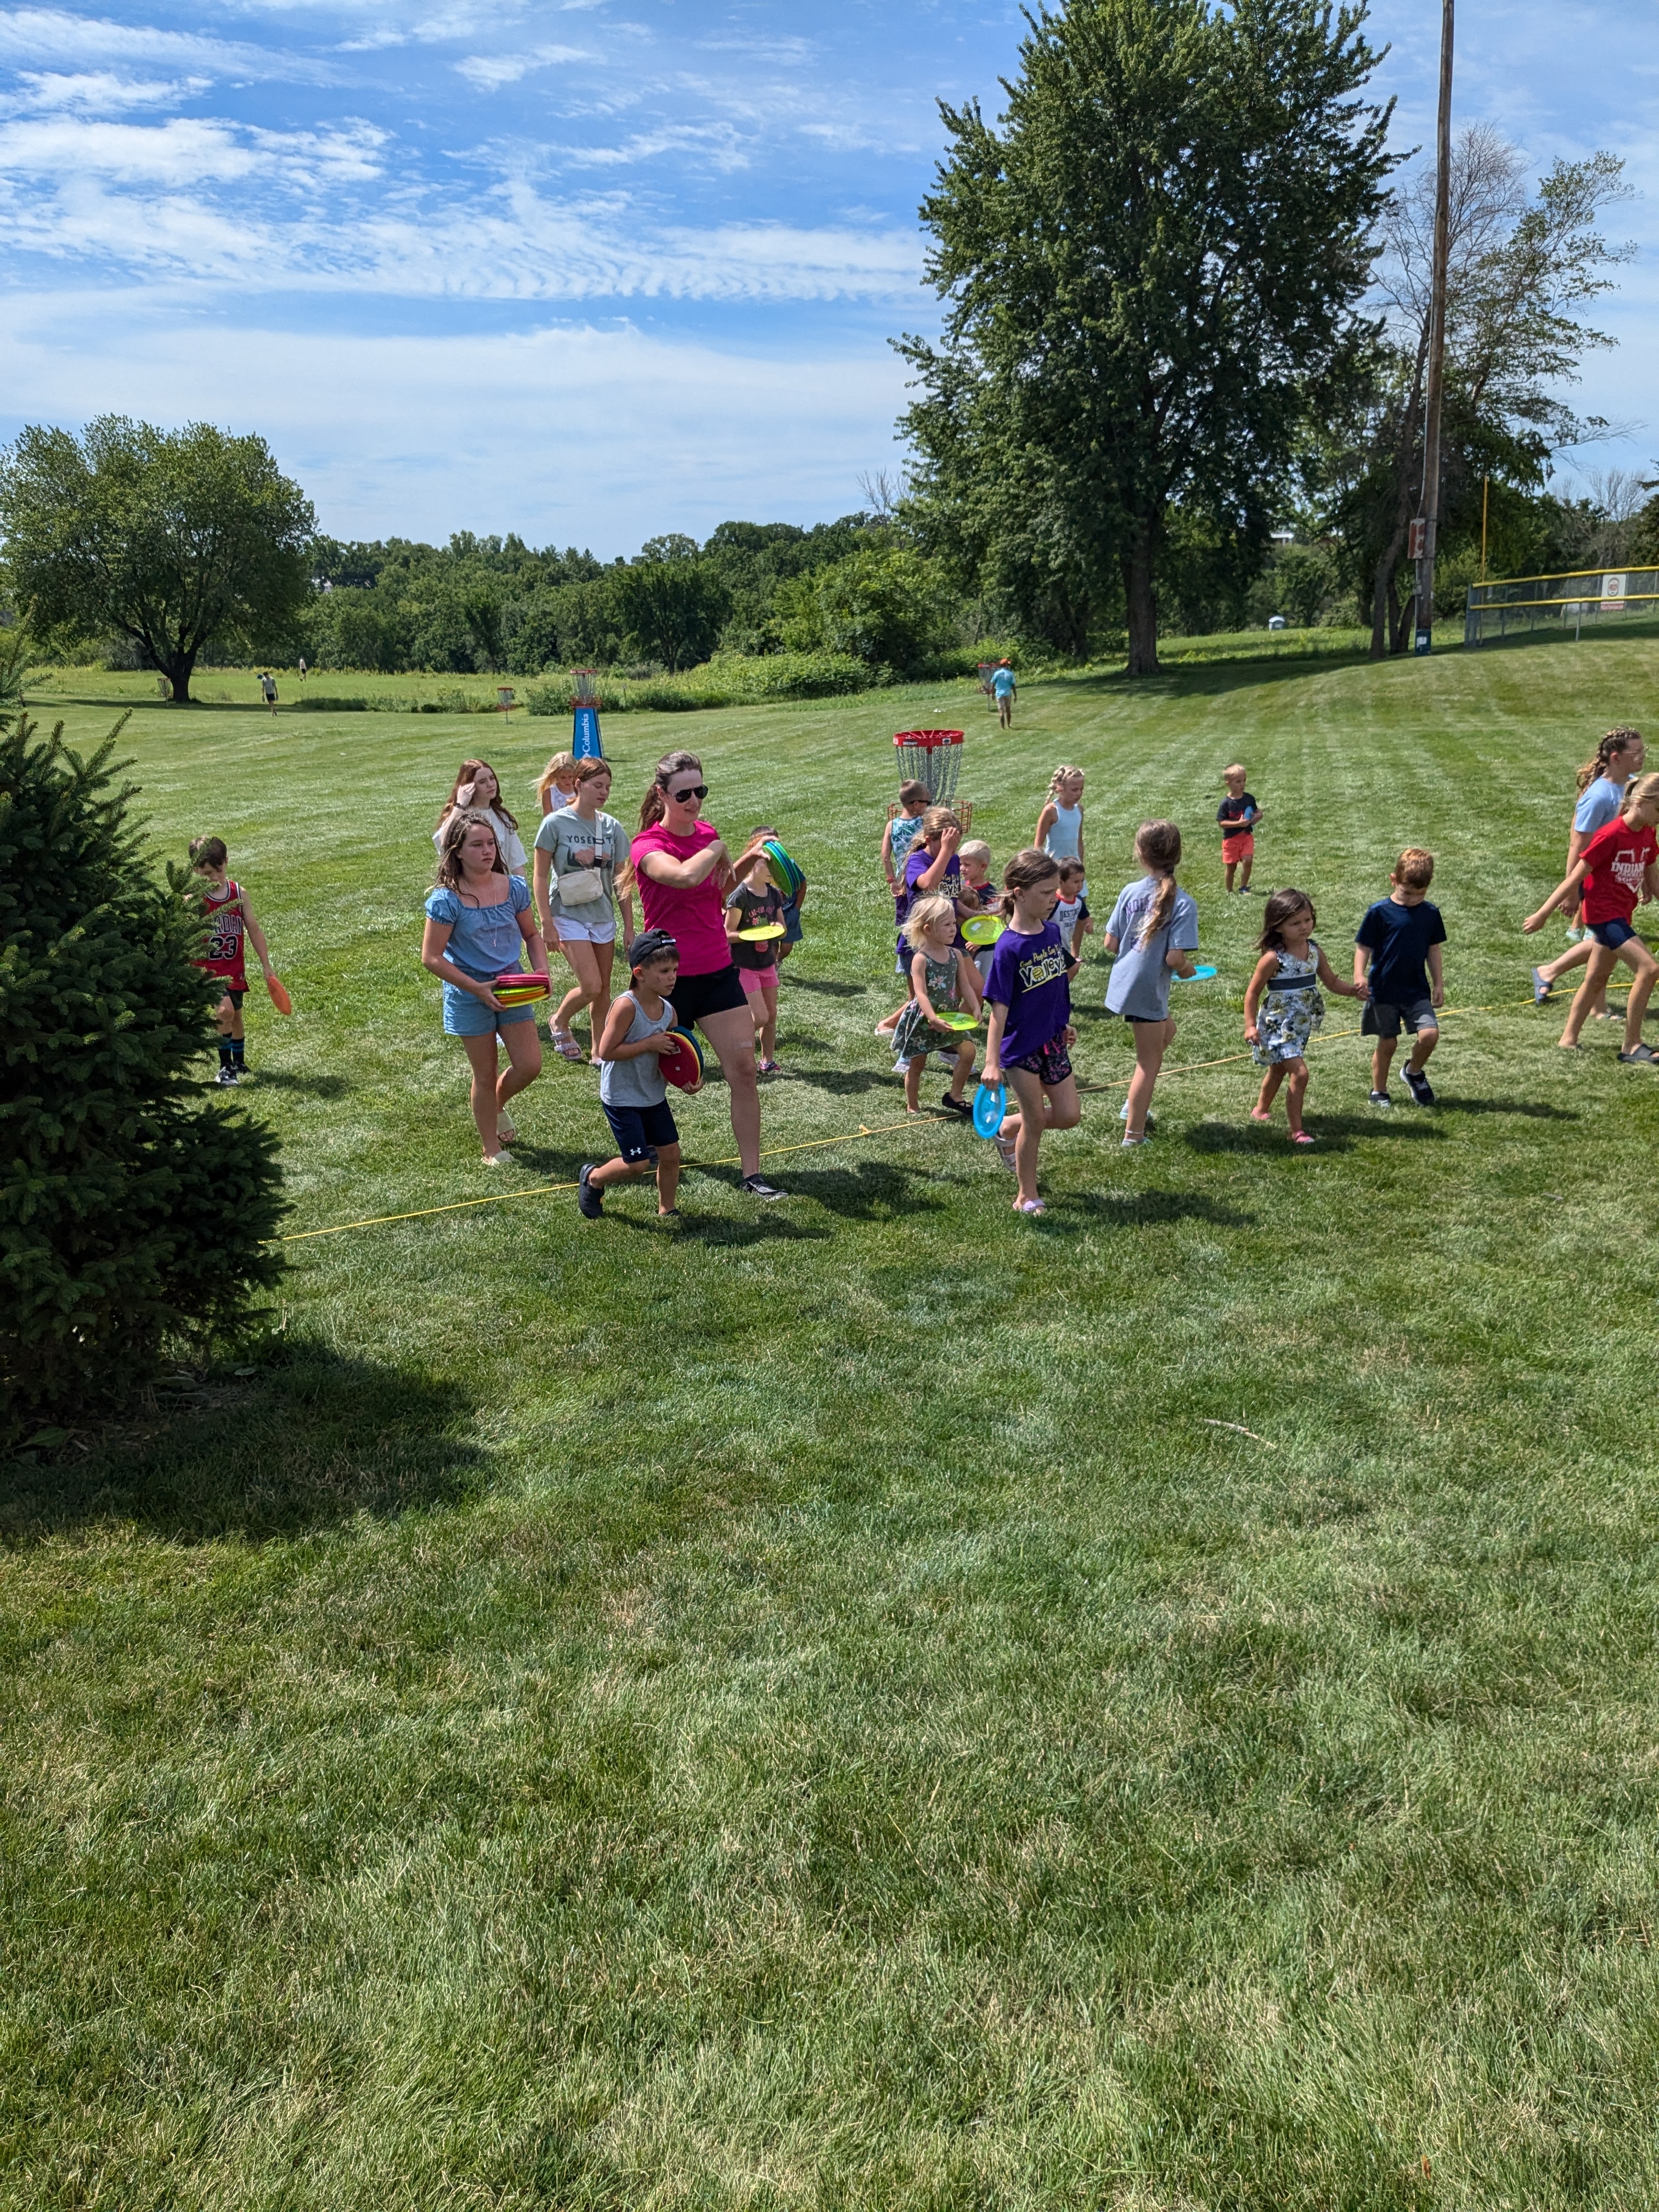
981, 848, 1081, 1215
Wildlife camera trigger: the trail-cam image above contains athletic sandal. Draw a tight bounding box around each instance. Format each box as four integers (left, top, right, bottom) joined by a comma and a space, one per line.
1013, 1197, 1046, 1215
1618, 1045, 1659, 1063
741, 1173, 783, 1200
757, 1058, 781, 1075
1117, 1102, 1155, 1126
1532, 967, 1553, 1004
994, 1130, 1018, 1173
551, 1028, 583, 1061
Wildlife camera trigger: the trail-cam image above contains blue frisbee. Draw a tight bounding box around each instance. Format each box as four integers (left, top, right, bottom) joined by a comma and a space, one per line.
1175, 963, 1218, 982
972, 1080, 1007, 1138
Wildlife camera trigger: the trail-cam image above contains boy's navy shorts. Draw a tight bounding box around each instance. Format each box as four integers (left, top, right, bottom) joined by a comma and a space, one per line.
602, 1099, 679, 1165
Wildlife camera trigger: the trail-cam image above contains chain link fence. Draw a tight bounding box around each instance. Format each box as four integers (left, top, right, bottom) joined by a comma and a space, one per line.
1466, 567, 1659, 645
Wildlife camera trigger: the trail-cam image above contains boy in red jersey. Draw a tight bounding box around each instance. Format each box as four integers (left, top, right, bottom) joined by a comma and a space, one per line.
189, 836, 277, 1084
1524, 773, 1659, 1062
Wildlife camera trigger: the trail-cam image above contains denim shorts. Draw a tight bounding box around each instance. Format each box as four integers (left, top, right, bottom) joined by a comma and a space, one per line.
602, 1099, 679, 1164
1361, 995, 1438, 1039
443, 981, 537, 1037
1589, 916, 1638, 950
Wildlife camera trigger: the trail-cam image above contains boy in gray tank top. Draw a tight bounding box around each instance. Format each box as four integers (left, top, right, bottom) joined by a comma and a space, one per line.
579, 930, 691, 1217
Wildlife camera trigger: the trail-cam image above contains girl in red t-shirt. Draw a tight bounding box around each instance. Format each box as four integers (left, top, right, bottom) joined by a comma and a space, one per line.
1525, 773, 1659, 1060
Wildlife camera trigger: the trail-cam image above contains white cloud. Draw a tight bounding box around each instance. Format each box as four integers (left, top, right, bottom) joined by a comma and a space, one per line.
0, 9, 310, 76
16, 70, 208, 110
454, 43, 590, 89
0, 113, 386, 189
0, 300, 912, 550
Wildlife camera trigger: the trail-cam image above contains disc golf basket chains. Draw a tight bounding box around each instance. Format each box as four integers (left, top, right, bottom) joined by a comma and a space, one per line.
977, 662, 996, 703
894, 728, 965, 807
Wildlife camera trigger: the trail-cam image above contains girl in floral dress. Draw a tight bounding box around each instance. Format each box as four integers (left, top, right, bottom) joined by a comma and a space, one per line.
1243, 889, 1365, 1145
891, 894, 981, 1115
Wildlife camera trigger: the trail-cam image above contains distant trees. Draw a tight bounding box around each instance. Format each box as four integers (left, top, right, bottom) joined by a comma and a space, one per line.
0, 419, 314, 703
901, 0, 1393, 672
609, 542, 730, 672
1314, 129, 1634, 654
777, 546, 955, 672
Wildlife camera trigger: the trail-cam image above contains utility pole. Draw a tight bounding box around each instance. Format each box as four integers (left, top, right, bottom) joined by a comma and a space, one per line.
1414, 0, 1454, 653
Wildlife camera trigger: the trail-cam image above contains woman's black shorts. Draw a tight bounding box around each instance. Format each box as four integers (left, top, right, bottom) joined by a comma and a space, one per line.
671, 964, 748, 1028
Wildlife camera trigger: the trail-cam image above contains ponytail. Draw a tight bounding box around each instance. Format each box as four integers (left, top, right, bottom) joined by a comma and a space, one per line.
1133, 819, 1183, 947
1576, 725, 1643, 794
997, 845, 1060, 919
639, 748, 702, 833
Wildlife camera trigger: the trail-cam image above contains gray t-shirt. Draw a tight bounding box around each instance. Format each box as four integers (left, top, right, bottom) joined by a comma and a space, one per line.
598, 990, 675, 1108
534, 805, 628, 926
1104, 876, 1199, 1021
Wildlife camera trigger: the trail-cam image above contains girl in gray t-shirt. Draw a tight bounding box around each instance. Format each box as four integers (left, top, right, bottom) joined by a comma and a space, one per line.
1103, 821, 1200, 1147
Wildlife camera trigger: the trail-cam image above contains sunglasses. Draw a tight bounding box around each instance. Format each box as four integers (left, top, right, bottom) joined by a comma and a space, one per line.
668, 784, 707, 803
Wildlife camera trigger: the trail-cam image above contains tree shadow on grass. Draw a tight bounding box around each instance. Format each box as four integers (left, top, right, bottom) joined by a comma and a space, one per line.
783, 1068, 906, 1099
1042, 648, 1370, 707
0, 1348, 487, 1547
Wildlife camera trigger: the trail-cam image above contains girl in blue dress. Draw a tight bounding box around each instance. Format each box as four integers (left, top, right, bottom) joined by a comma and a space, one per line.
1242, 888, 1365, 1146
421, 809, 550, 1165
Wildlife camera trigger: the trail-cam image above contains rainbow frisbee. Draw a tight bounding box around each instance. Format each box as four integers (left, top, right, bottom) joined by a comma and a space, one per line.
761, 839, 806, 901
962, 914, 1005, 947
659, 1026, 705, 1092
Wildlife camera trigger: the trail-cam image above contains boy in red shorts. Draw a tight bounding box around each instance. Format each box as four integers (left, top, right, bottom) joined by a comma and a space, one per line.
1217, 764, 1263, 893
189, 836, 277, 1085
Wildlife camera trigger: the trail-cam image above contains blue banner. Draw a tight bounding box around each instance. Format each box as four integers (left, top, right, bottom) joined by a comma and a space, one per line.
573, 706, 603, 758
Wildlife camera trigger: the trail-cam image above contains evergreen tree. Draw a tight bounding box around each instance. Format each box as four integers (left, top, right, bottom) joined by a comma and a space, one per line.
0, 714, 284, 1437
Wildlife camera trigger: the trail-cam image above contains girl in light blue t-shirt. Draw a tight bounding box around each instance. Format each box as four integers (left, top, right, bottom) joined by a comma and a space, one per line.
1103, 821, 1199, 1148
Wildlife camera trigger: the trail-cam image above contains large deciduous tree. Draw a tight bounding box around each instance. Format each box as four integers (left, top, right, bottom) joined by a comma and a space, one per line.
609, 547, 730, 673
900, 0, 1393, 674
1319, 129, 1633, 657
0, 417, 314, 703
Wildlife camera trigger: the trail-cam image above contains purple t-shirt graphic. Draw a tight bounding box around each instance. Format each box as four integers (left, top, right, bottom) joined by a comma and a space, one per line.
984, 921, 1071, 1062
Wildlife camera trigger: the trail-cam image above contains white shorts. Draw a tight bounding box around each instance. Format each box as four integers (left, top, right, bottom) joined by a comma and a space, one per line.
557, 913, 617, 945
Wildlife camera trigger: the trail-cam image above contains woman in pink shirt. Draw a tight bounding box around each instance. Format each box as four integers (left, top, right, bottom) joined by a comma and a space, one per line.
628, 750, 782, 1200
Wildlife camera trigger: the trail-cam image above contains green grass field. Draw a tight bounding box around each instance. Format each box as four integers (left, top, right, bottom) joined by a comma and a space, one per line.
5, 634, 1659, 2209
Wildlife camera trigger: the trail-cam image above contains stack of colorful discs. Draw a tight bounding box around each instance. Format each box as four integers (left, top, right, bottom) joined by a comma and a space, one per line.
659, 1026, 706, 1091
493, 970, 551, 1006
962, 915, 1005, 948
761, 839, 805, 901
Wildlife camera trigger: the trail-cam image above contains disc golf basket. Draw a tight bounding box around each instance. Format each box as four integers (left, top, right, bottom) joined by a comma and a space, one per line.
894, 728, 964, 807
570, 670, 603, 759
570, 669, 601, 707
977, 662, 996, 702
496, 685, 517, 721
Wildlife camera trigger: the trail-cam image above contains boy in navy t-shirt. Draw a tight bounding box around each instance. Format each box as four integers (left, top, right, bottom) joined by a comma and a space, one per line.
1354, 847, 1446, 1107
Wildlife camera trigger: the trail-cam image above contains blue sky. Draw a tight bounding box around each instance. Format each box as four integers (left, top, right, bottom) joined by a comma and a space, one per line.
0, 0, 1652, 552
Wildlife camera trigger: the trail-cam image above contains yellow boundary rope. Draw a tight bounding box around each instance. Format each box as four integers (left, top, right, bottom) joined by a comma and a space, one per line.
278, 991, 1556, 1247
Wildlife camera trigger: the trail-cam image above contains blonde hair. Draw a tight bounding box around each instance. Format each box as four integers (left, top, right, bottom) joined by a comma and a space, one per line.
957, 838, 991, 868
537, 751, 578, 811
1576, 726, 1643, 794
1047, 764, 1085, 799
1622, 773, 1659, 812
904, 893, 958, 950
998, 846, 1060, 919
1393, 847, 1435, 889
921, 805, 960, 843
1223, 762, 1247, 781
1133, 821, 1182, 946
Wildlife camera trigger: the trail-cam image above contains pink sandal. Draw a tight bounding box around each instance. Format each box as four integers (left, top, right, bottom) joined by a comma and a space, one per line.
550, 1028, 584, 1062
1291, 1130, 1318, 1146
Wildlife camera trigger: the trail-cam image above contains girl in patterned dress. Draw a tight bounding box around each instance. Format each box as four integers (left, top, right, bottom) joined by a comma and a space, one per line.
891, 894, 982, 1115
1243, 888, 1366, 1145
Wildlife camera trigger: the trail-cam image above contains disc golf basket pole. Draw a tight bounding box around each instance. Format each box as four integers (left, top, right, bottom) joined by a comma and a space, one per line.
571, 669, 603, 759
977, 662, 996, 707
893, 728, 965, 807
496, 685, 517, 723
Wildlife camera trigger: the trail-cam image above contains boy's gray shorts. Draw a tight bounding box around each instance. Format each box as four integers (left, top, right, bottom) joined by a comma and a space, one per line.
1362, 995, 1437, 1039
